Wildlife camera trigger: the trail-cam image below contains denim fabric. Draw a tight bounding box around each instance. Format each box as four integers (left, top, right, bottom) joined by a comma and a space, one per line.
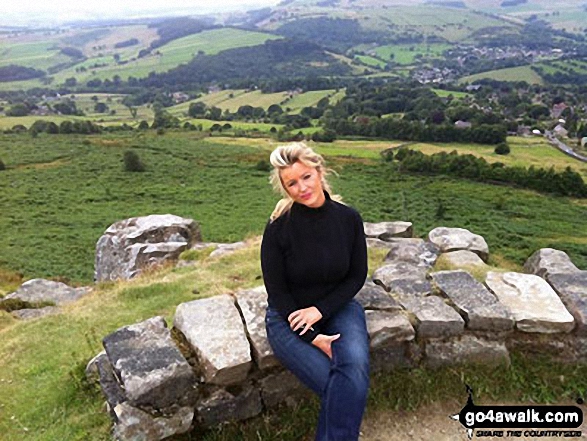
265, 299, 370, 441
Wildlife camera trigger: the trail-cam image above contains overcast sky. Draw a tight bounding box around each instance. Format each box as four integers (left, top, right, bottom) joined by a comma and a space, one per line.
0, 0, 280, 25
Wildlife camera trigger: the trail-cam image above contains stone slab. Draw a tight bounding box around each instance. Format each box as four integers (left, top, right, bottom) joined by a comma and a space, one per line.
355, 280, 402, 311
233, 286, 279, 370
372, 262, 432, 300
196, 384, 262, 427
486, 272, 575, 333
425, 335, 510, 368
428, 227, 489, 262
383, 238, 440, 268
440, 250, 488, 269
174, 294, 252, 385
400, 296, 465, 338
431, 270, 513, 331
102, 316, 196, 410
364, 221, 413, 240
365, 310, 415, 349
5, 278, 91, 305
113, 402, 193, 441
524, 248, 581, 278
547, 271, 587, 336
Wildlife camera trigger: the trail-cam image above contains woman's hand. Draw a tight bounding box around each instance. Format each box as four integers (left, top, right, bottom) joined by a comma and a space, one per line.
312, 333, 340, 359
288, 306, 323, 336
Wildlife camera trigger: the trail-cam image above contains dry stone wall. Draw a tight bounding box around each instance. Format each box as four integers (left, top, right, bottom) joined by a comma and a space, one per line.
87, 221, 587, 441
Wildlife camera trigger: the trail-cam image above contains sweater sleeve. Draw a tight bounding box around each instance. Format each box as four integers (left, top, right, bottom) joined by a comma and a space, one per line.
314, 211, 368, 320
260, 220, 320, 343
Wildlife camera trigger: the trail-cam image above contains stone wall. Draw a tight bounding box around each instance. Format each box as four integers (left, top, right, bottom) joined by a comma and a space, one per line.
87, 222, 587, 441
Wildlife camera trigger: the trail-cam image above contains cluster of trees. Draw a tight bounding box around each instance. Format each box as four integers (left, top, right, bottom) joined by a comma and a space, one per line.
7, 119, 103, 135
0, 65, 45, 82
275, 17, 389, 51
392, 148, 587, 198
325, 117, 507, 144
139, 40, 350, 89
114, 38, 139, 49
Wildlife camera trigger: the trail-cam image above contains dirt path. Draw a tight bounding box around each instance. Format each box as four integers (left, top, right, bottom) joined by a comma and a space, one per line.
360, 400, 587, 441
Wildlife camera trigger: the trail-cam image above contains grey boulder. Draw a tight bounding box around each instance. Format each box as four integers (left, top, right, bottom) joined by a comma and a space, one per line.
5, 278, 91, 305
428, 227, 489, 262
383, 238, 440, 268
524, 248, 581, 278
95, 214, 201, 282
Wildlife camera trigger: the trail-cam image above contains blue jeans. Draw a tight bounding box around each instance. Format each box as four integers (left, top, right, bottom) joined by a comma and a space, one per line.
265, 299, 370, 441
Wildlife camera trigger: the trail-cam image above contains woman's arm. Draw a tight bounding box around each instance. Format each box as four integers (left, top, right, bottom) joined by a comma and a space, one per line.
261, 221, 320, 342
314, 211, 368, 321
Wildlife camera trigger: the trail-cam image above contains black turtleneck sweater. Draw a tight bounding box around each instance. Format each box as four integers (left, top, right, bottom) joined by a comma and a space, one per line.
260, 192, 368, 343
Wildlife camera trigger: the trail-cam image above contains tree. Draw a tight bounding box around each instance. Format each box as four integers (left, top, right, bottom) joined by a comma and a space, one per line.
123, 150, 145, 172
188, 102, 207, 118
6, 104, 29, 117
0, 159, 5, 171
94, 102, 109, 113
64, 77, 77, 87
494, 143, 511, 155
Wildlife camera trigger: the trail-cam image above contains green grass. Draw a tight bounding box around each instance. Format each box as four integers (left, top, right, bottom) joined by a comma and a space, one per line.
0, 132, 586, 286
431, 88, 472, 99
356, 55, 387, 69
0, 39, 70, 71
169, 89, 346, 115
364, 43, 451, 66
460, 65, 544, 85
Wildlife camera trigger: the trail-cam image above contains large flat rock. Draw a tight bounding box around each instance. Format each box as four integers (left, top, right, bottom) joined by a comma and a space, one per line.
174, 294, 252, 385
428, 227, 489, 262
5, 278, 91, 305
383, 238, 440, 268
485, 272, 575, 333
524, 248, 581, 278
365, 310, 415, 349
363, 222, 413, 240
233, 286, 279, 371
400, 296, 465, 338
547, 271, 587, 336
372, 262, 433, 300
102, 316, 196, 410
355, 280, 402, 311
425, 335, 510, 368
430, 270, 513, 331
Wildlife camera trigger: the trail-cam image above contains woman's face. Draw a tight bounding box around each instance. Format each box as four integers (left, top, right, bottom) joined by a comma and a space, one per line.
280, 161, 326, 208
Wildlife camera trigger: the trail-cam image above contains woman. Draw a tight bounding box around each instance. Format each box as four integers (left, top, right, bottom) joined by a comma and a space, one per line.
260, 142, 370, 441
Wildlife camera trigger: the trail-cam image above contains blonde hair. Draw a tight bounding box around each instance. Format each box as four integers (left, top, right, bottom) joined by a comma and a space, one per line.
268, 142, 341, 221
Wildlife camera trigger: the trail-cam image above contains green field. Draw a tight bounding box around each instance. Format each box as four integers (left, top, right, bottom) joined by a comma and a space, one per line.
358, 43, 452, 66
1, 131, 587, 441
0, 28, 282, 90
431, 88, 472, 99
0, 132, 586, 286
169, 89, 346, 115
355, 55, 387, 69
460, 64, 544, 84
0, 39, 70, 71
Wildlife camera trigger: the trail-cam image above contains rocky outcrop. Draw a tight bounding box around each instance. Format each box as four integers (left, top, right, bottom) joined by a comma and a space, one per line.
428, 227, 489, 262
400, 296, 465, 339
95, 214, 201, 282
485, 272, 575, 333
